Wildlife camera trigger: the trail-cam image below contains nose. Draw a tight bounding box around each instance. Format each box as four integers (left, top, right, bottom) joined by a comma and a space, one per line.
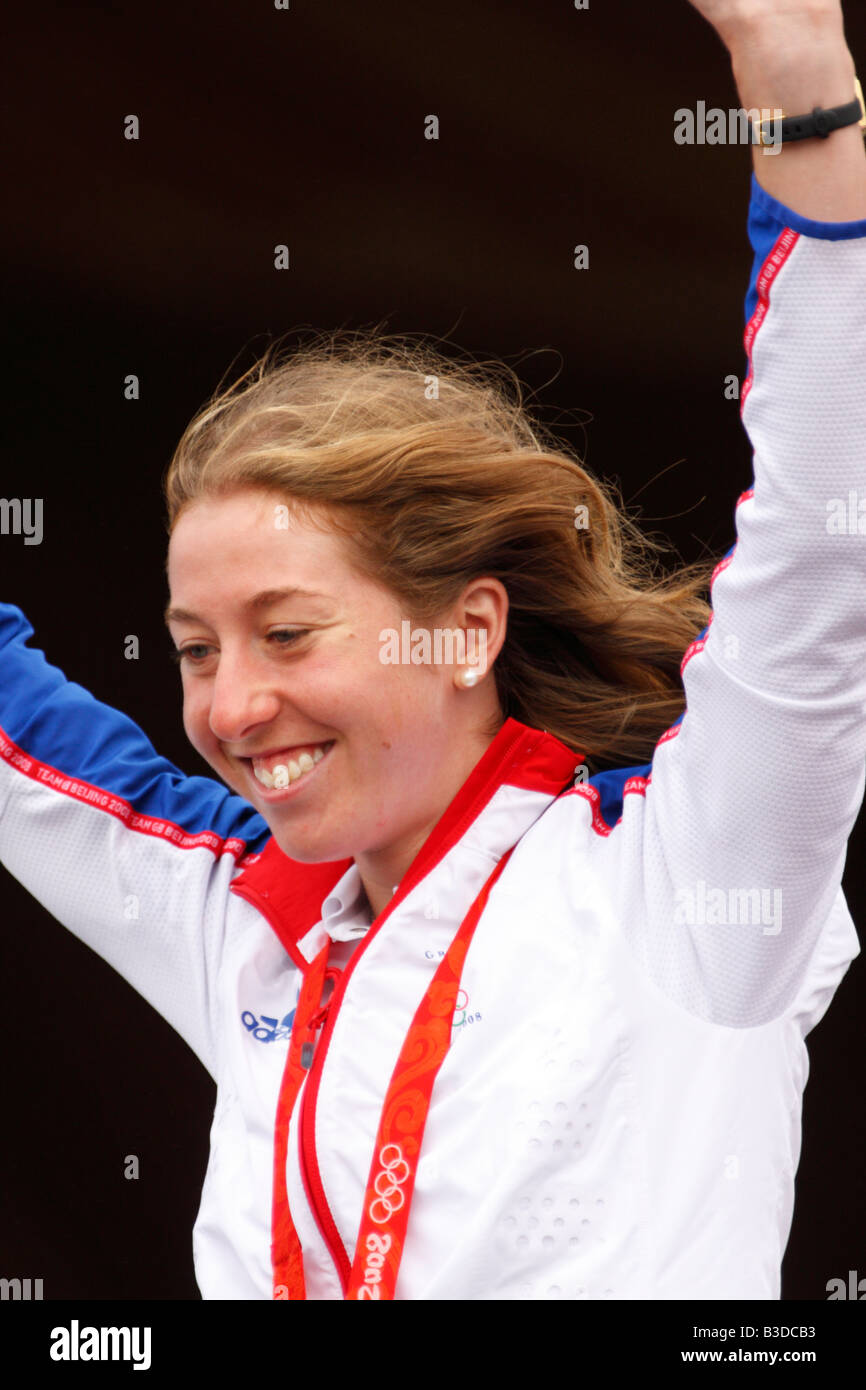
205, 643, 283, 745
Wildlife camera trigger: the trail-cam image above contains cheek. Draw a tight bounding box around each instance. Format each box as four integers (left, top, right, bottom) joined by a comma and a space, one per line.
359, 675, 443, 763
181, 686, 212, 754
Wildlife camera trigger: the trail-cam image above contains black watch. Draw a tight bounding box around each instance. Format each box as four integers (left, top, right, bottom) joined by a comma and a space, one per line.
751, 77, 866, 145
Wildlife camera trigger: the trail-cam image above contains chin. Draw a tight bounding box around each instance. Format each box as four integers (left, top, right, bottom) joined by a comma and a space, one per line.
272, 834, 350, 867
270, 827, 353, 865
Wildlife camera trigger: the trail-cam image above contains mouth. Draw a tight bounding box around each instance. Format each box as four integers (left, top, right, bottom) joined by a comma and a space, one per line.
238, 740, 336, 799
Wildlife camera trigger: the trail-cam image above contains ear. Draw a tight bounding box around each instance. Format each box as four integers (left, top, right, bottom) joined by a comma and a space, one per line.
452, 577, 509, 673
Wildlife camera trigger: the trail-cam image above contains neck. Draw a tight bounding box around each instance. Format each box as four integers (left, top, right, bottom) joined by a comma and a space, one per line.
354, 717, 504, 921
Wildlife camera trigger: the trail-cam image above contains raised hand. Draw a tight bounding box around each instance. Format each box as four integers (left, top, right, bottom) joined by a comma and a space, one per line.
684, 0, 864, 219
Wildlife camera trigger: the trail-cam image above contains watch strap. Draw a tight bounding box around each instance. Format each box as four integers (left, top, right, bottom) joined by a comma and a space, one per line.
751, 77, 866, 145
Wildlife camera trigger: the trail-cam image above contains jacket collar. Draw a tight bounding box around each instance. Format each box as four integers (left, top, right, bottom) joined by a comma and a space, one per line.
229, 716, 579, 969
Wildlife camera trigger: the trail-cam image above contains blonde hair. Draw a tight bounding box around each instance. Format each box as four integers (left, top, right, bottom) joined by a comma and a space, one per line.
163, 327, 715, 773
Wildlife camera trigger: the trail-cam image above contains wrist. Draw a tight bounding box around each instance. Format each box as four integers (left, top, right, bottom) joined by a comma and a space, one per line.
729, 28, 855, 113
739, 36, 866, 221
733, 17, 856, 99
716, 9, 866, 223
724, 2, 846, 60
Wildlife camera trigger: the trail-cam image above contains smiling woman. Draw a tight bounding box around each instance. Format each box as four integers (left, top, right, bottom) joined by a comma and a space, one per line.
2, 0, 866, 1305
163, 482, 514, 913
160, 333, 712, 917
163, 327, 713, 767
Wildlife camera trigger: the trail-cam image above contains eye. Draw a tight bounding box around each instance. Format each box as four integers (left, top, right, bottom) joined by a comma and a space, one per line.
169, 644, 211, 665
169, 630, 311, 664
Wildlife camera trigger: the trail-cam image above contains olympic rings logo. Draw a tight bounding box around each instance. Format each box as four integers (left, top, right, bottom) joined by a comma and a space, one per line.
368, 1143, 411, 1225
452, 987, 469, 1029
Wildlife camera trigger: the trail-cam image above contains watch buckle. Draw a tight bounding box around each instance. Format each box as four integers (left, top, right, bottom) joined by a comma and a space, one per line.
752, 111, 784, 147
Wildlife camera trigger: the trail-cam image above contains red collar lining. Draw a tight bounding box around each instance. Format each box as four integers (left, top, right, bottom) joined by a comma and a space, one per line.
229, 717, 579, 965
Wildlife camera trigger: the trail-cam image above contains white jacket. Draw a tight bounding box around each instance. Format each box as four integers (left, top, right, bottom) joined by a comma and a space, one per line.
2, 173, 865, 1300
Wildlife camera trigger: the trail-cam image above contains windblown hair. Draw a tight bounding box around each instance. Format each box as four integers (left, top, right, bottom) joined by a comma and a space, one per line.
163, 327, 715, 774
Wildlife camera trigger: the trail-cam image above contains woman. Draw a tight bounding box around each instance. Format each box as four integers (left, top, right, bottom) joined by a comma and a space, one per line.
2, 0, 865, 1299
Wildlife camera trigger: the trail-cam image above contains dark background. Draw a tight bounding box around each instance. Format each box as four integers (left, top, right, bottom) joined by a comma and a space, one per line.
1, 0, 864, 1300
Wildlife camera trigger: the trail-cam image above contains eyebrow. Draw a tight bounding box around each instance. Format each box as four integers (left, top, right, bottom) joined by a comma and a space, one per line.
164, 587, 329, 627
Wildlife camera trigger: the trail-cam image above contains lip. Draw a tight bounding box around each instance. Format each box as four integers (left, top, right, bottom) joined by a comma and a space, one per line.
245, 740, 332, 761
238, 740, 336, 803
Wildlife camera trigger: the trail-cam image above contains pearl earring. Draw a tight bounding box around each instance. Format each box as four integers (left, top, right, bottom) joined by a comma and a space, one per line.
459, 666, 480, 688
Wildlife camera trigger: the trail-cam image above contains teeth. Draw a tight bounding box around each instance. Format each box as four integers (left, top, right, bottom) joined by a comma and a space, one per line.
251, 743, 330, 789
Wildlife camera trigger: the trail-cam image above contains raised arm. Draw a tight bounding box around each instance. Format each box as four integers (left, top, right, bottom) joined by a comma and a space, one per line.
586, 1, 866, 1027
0, 602, 271, 1075
693, 0, 866, 218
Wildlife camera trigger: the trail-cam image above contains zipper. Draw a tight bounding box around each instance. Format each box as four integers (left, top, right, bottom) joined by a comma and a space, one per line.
298, 969, 340, 1071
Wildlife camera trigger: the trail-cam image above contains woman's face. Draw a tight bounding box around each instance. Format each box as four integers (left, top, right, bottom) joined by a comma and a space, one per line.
165, 488, 506, 880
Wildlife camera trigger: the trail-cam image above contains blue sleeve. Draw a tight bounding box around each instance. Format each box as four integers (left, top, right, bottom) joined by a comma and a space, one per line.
0, 601, 272, 1075
0, 601, 269, 851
